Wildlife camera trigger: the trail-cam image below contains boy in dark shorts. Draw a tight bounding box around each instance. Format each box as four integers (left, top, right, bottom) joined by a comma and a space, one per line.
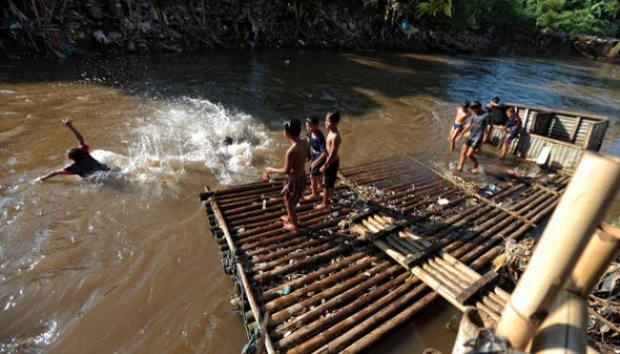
499, 107, 521, 160
39, 118, 110, 181
314, 111, 342, 210
484, 96, 508, 143
262, 118, 311, 231
457, 102, 489, 173
304, 115, 327, 200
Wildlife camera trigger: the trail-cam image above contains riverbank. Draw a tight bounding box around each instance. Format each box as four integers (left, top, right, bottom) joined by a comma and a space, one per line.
2, 0, 618, 61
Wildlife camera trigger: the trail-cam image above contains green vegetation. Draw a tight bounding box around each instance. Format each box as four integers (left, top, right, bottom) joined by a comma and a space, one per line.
389, 0, 619, 36
416, 0, 452, 18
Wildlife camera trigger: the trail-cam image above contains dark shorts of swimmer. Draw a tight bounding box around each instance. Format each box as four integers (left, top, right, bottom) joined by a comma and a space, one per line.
322, 159, 339, 188
309, 159, 325, 177
465, 138, 482, 150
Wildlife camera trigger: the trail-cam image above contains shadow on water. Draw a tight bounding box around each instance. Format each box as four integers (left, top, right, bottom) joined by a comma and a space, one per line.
1, 50, 619, 124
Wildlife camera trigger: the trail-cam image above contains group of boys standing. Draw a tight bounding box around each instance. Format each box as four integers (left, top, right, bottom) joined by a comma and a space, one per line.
262, 111, 341, 232
262, 98, 524, 231
449, 97, 522, 173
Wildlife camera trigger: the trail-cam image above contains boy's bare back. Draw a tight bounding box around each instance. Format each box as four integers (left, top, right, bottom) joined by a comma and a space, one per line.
286, 140, 310, 179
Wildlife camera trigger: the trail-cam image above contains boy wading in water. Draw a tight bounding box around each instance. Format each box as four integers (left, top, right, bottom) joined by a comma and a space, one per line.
304, 115, 327, 200
456, 101, 489, 173
39, 118, 110, 181
449, 101, 470, 152
262, 118, 310, 231
314, 111, 342, 210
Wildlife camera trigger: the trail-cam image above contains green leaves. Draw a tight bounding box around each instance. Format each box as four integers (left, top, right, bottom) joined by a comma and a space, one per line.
526, 0, 618, 36
416, 0, 453, 18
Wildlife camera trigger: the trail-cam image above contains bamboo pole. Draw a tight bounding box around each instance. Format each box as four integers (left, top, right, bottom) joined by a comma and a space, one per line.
252, 237, 328, 263
247, 236, 310, 258
496, 153, 620, 350
236, 263, 277, 354
261, 253, 368, 302
270, 261, 392, 327
253, 244, 352, 282
274, 264, 403, 335
530, 225, 620, 354
265, 257, 375, 313
209, 196, 237, 253
252, 242, 336, 273
566, 226, 620, 297
530, 290, 588, 354
288, 274, 423, 354
280, 271, 411, 351
387, 179, 443, 202
335, 292, 440, 354
240, 216, 345, 250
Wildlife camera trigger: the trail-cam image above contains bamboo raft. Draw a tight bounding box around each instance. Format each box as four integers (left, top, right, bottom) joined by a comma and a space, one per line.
200, 156, 570, 353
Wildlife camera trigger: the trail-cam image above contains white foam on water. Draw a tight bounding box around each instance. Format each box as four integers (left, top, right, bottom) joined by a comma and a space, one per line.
123, 97, 272, 185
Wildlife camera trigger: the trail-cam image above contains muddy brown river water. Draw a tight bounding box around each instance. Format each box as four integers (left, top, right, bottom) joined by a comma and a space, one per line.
1, 51, 619, 353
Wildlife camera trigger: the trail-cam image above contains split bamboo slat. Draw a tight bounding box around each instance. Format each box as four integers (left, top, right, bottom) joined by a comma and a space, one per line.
200, 156, 571, 353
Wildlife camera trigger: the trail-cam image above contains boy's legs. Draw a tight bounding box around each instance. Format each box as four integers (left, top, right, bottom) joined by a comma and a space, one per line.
468, 149, 479, 172
315, 187, 332, 210
304, 175, 321, 199
499, 142, 508, 159
305, 160, 324, 200
283, 199, 298, 230
456, 144, 468, 171
315, 160, 338, 210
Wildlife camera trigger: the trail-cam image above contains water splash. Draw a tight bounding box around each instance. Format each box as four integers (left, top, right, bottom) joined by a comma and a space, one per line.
0, 320, 59, 353
124, 97, 272, 185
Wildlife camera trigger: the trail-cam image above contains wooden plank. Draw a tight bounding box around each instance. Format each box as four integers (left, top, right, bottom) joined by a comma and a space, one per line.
456, 270, 499, 305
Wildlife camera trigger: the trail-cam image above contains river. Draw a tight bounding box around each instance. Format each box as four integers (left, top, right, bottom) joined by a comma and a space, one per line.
1, 51, 619, 353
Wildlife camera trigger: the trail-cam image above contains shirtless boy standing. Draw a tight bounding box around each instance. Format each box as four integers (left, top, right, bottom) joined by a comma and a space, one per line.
314, 111, 342, 210
449, 101, 470, 152
262, 118, 310, 231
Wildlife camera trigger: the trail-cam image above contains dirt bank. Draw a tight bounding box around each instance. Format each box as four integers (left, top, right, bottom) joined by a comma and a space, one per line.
1, 0, 617, 60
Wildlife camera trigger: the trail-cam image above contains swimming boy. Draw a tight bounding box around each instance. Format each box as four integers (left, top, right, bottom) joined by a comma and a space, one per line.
38, 118, 110, 181
314, 111, 342, 210
499, 107, 521, 160
304, 115, 327, 200
449, 101, 470, 152
456, 101, 489, 173
262, 118, 310, 231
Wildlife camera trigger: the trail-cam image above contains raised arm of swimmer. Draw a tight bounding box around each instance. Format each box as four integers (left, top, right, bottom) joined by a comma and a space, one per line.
62, 118, 85, 146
